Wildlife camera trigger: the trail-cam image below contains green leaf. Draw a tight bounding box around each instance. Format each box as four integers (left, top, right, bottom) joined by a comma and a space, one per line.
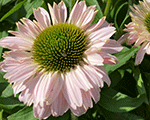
100, 106, 144, 120
132, 66, 148, 104
0, 96, 24, 111
0, 108, 3, 120
99, 88, 145, 112
104, 46, 139, 75
0, 0, 27, 22
7, 106, 38, 120
23, 0, 43, 18
143, 72, 150, 102
0, 0, 13, 6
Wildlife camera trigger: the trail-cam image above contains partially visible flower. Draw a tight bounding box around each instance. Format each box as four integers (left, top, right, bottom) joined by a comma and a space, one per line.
0, 1, 122, 119
119, 0, 150, 65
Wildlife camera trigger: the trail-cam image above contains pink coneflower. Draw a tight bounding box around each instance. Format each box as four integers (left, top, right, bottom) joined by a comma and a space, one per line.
0, 1, 122, 119
119, 0, 150, 65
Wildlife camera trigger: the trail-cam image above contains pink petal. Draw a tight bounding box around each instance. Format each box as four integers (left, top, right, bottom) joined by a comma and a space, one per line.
3, 50, 31, 60
77, 5, 97, 29
135, 42, 149, 65
100, 51, 119, 64
85, 16, 106, 34
88, 87, 100, 103
4, 60, 36, 83
45, 73, 64, 105
70, 106, 86, 116
117, 33, 129, 44
0, 37, 32, 50
13, 81, 26, 96
56, 1, 67, 23
86, 52, 104, 66
20, 18, 42, 36
88, 26, 116, 42
74, 66, 93, 90
81, 90, 93, 109
81, 65, 104, 88
63, 71, 83, 109
67, 69, 91, 91
34, 72, 64, 106
94, 66, 111, 86
33, 103, 51, 120
101, 40, 123, 54
51, 91, 69, 116
33, 7, 51, 29
16, 22, 36, 40
18, 74, 39, 105
67, 0, 87, 24
134, 37, 145, 47
48, 3, 58, 24
146, 44, 150, 54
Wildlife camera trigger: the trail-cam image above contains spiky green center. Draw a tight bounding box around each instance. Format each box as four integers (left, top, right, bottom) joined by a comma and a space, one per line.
144, 13, 150, 33
32, 23, 88, 73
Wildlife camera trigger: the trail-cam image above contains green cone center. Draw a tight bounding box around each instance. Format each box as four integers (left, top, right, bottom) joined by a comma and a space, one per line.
32, 23, 88, 73
144, 13, 150, 33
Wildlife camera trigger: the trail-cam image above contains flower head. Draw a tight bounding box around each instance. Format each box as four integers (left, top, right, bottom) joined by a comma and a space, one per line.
0, 1, 122, 119
122, 0, 150, 65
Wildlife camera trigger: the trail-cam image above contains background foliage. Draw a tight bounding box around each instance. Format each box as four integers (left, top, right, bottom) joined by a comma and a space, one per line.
0, 0, 150, 120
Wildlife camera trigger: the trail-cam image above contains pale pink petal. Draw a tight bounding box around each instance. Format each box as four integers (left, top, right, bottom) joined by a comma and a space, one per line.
67, 0, 87, 24
127, 33, 139, 45
54, 1, 67, 23
81, 65, 104, 87
33, 7, 51, 29
33, 103, 51, 120
20, 18, 42, 36
0, 37, 32, 50
68, 69, 91, 91
89, 41, 106, 49
117, 33, 130, 44
99, 21, 113, 28
3, 50, 31, 60
33, 73, 50, 107
85, 16, 106, 34
63, 71, 83, 109
88, 87, 100, 103
77, 5, 97, 29
1, 60, 21, 72
101, 40, 123, 54
13, 81, 26, 96
16, 22, 35, 41
45, 73, 64, 105
48, 3, 58, 24
70, 106, 86, 116
86, 52, 104, 66
135, 42, 149, 65
34, 72, 64, 107
51, 91, 69, 116
134, 37, 146, 47
81, 90, 93, 109
4, 60, 37, 83
18, 72, 43, 106
94, 66, 111, 86
146, 44, 150, 54
100, 51, 119, 64
88, 27, 116, 42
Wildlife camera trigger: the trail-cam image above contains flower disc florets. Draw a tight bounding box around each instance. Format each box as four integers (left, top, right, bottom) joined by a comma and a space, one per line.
144, 13, 150, 33
32, 23, 88, 73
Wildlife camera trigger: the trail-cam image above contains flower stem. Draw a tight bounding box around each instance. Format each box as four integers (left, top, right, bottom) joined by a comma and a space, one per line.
104, 0, 112, 17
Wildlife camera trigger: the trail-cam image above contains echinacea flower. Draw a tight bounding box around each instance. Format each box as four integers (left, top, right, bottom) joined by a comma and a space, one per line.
0, 1, 123, 119
119, 0, 150, 65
